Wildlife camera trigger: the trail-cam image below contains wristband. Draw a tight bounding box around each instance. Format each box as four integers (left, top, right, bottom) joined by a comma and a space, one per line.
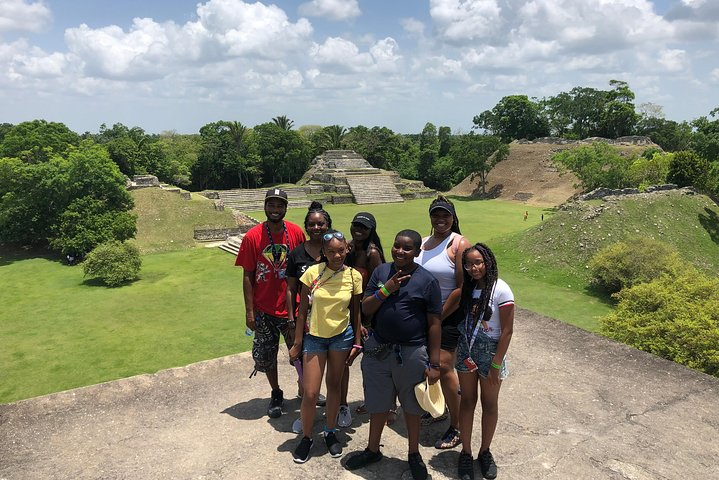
374, 291, 385, 302
428, 363, 440, 369
491, 361, 502, 370
380, 285, 391, 297
352, 344, 363, 350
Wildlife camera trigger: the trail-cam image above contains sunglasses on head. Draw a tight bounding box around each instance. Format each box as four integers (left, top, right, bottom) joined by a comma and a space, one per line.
323, 231, 345, 241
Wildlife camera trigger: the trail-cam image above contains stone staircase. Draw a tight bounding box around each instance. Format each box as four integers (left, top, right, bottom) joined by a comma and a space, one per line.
346, 174, 405, 204
218, 235, 243, 256
211, 187, 312, 211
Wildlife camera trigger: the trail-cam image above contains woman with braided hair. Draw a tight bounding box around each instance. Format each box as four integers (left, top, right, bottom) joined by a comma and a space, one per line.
453, 243, 514, 480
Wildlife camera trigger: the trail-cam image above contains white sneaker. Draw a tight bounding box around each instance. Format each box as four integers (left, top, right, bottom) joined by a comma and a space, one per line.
292, 417, 302, 434
337, 404, 352, 428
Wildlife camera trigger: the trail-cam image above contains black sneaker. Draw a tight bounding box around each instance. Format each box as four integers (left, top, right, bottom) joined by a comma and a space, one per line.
345, 448, 383, 470
408, 452, 427, 480
477, 449, 497, 479
316, 393, 327, 406
324, 430, 342, 458
293, 436, 313, 464
267, 389, 283, 418
458, 450, 475, 480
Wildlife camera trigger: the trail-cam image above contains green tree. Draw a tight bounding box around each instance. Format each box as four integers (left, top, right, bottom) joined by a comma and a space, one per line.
418, 123, 439, 183
343, 125, 405, 170
253, 122, 311, 184
474, 95, 549, 142
51, 196, 137, 256
438, 126, 452, 157
690, 108, 719, 162
272, 115, 295, 131
629, 151, 672, 189
667, 150, 709, 189
601, 271, 719, 376
321, 125, 347, 150
0, 120, 80, 163
552, 142, 635, 190
451, 134, 508, 194
82, 240, 142, 287
588, 237, 682, 294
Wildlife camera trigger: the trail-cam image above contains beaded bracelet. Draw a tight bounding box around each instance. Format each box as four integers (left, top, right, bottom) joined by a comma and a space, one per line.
490, 361, 502, 370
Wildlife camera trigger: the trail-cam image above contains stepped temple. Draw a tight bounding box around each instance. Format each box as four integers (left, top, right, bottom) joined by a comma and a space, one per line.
202, 150, 434, 212
200, 150, 434, 255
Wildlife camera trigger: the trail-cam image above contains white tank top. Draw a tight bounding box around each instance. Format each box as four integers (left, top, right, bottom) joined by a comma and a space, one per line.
417, 232, 458, 305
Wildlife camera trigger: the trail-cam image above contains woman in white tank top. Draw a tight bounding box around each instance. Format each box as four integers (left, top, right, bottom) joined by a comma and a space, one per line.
416, 195, 471, 450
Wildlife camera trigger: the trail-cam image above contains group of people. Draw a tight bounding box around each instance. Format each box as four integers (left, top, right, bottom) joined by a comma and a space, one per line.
236, 188, 515, 480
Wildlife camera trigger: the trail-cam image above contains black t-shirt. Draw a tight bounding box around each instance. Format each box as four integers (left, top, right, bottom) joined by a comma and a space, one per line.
365, 262, 442, 346
286, 244, 319, 279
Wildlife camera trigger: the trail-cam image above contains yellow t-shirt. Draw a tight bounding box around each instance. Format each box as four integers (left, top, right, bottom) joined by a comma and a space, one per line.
300, 263, 363, 338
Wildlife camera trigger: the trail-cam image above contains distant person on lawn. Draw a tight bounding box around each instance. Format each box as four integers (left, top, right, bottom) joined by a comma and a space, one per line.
345, 229, 442, 480
235, 188, 305, 419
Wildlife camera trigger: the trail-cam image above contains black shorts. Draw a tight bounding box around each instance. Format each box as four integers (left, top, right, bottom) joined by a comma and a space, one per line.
440, 309, 462, 352
251, 311, 296, 373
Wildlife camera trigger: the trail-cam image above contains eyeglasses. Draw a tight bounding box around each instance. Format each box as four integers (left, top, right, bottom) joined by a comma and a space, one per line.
463, 260, 485, 270
323, 231, 345, 241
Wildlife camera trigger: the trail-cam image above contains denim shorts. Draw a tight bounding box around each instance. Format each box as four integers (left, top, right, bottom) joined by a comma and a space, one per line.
303, 324, 354, 354
455, 331, 509, 380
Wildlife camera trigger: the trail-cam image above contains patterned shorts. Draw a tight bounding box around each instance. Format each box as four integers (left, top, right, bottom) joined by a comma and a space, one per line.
252, 311, 296, 373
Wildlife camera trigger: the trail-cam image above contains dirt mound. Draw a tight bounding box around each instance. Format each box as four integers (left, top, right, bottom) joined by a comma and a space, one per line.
449, 141, 652, 207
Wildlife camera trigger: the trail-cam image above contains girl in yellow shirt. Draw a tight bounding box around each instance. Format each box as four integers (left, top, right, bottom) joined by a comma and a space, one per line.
289, 230, 363, 463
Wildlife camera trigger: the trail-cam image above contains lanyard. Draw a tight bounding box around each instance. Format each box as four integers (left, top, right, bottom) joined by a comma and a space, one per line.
310, 264, 345, 296
464, 287, 489, 352
264, 221, 290, 273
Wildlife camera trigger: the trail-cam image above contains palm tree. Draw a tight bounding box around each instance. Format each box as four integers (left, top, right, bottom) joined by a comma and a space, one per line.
322, 125, 346, 150
227, 121, 248, 188
272, 115, 294, 130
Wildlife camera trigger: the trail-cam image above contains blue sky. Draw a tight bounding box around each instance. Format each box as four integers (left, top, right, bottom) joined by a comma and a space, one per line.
1, 0, 718, 135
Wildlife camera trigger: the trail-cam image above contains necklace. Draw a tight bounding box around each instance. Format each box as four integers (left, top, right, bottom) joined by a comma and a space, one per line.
264, 221, 290, 276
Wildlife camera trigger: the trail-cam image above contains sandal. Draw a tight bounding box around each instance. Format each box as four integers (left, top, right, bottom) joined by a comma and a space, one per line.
355, 403, 368, 415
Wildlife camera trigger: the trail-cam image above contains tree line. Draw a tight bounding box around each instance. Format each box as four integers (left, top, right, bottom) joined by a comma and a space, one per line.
2, 80, 718, 256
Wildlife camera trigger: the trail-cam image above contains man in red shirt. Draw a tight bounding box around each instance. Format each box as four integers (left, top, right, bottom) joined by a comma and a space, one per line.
236, 188, 305, 418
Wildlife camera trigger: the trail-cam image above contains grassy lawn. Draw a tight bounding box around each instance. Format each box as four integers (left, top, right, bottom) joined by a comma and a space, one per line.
2, 197, 610, 404
0, 248, 250, 403
132, 188, 237, 254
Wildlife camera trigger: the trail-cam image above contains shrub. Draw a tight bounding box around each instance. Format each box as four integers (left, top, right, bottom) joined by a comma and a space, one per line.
82, 240, 141, 287
601, 271, 719, 376
588, 237, 683, 294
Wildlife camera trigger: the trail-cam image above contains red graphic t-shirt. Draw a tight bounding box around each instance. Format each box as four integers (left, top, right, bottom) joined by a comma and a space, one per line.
235, 221, 305, 317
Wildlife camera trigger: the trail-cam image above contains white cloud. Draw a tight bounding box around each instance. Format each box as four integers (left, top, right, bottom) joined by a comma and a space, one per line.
657, 49, 688, 72
400, 18, 425, 36
0, 0, 51, 34
517, 0, 672, 54
310, 36, 401, 73
61, 0, 313, 80
311, 37, 372, 71
298, 0, 361, 21
429, 0, 502, 43
710, 68, 719, 82
424, 55, 470, 82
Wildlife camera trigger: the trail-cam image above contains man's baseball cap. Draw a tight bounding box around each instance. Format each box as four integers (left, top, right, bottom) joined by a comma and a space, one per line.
265, 188, 288, 204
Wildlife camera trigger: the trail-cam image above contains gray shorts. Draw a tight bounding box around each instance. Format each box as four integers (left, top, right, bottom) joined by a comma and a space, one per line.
360, 335, 428, 416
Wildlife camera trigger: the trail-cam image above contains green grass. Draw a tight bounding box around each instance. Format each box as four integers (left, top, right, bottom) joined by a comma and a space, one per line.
7, 191, 715, 403
0, 248, 251, 403
132, 188, 237, 254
